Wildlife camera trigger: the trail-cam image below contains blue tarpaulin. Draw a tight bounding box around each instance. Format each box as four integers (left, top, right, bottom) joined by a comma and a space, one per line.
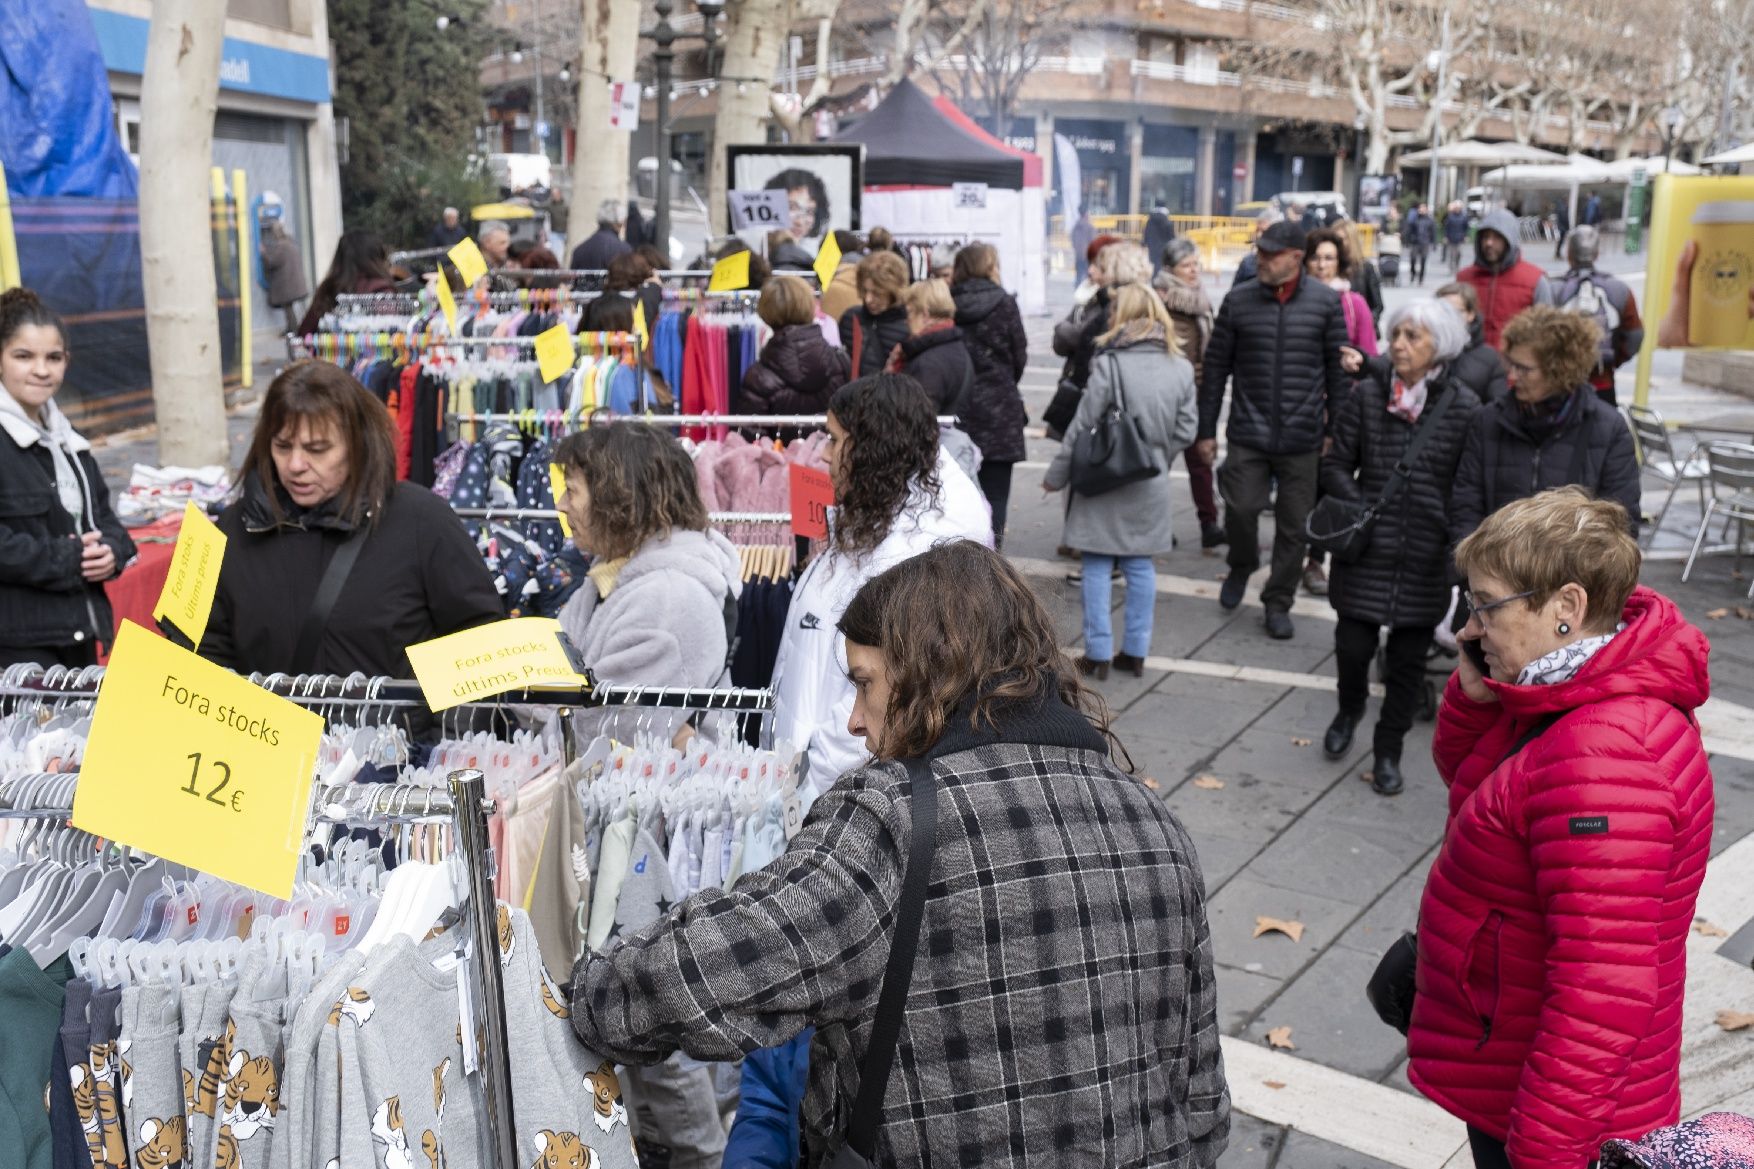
1, 0, 139, 198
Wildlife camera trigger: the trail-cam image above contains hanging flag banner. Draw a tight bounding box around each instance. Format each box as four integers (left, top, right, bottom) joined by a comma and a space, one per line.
813, 232, 843, 289
151, 502, 226, 650
609, 81, 641, 131
708, 250, 753, 292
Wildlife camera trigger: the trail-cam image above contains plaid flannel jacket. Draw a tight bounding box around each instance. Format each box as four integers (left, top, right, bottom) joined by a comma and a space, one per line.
570, 693, 1230, 1168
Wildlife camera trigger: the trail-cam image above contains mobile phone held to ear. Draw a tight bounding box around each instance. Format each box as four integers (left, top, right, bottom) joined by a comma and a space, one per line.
1462, 638, 1488, 675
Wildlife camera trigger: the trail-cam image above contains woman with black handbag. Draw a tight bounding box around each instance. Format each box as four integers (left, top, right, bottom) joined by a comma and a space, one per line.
1043, 283, 1197, 681
1316, 299, 1481, 794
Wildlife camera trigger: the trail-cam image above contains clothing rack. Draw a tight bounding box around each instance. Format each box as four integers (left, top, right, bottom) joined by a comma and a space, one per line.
451, 506, 794, 525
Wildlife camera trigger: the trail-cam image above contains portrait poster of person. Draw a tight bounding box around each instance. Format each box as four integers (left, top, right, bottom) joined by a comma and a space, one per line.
728, 146, 862, 252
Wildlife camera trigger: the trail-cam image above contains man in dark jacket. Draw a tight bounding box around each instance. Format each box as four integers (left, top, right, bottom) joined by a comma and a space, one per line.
428, 206, 466, 250
1554, 226, 1643, 404
1550, 198, 1571, 260
952, 257, 1030, 544
568, 198, 633, 271
1144, 207, 1176, 275
1405, 202, 1437, 285
1231, 207, 1283, 287
1441, 202, 1469, 271
259, 218, 309, 342
1457, 208, 1554, 349
1198, 220, 1348, 639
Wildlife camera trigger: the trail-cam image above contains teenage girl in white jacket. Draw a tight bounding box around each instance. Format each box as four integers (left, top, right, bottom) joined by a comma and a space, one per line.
769, 372, 993, 799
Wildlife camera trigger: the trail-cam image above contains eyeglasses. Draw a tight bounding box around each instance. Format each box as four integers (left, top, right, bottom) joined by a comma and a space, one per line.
1504, 357, 1539, 378
1462, 588, 1535, 625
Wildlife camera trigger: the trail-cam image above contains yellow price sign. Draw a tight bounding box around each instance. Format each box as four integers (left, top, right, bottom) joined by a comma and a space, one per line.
434, 273, 459, 333
406, 617, 587, 712
448, 237, 488, 288
548, 463, 573, 538
813, 232, 842, 289
151, 502, 226, 649
632, 298, 650, 348
73, 621, 323, 900
535, 324, 577, 383
708, 250, 751, 292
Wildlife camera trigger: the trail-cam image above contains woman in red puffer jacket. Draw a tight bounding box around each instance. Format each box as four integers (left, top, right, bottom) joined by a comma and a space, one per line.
1409, 487, 1714, 1169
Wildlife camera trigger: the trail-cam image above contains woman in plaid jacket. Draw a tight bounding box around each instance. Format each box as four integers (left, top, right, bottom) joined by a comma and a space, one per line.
569, 541, 1230, 1168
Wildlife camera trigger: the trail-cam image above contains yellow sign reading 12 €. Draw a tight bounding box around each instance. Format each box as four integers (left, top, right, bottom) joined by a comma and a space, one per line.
406, 617, 587, 711
151, 502, 226, 649
73, 621, 323, 900
535, 324, 577, 383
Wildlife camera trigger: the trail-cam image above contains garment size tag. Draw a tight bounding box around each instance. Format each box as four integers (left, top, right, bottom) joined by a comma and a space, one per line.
447, 237, 488, 288
72, 621, 323, 900
150, 502, 226, 650
534, 323, 577, 384
708, 249, 752, 292
405, 617, 588, 712
789, 464, 834, 540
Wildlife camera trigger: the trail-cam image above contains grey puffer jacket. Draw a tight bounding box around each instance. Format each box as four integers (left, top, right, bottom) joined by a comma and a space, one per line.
951, 278, 1029, 464
1199, 275, 1348, 454
1448, 386, 1641, 545
1045, 325, 1199, 556
1321, 370, 1481, 628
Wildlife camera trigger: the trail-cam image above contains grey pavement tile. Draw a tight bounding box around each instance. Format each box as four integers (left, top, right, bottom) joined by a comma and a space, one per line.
1217, 1112, 1285, 1169
1184, 829, 1267, 892
1242, 814, 1433, 906
1380, 1056, 1418, 1098
1273, 1128, 1407, 1169
1216, 963, 1284, 1034
1123, 677, 1286, 750
1206, 874, 1366, 980
1242, 945, 1411, 1080
1708, 756, 1754, 857
1122, 734, 1221, 790
1161, 770, 1313, 848
1336, 852, 1438, 959
1207, 727, 1366, 793
1192, 622, 1338, 675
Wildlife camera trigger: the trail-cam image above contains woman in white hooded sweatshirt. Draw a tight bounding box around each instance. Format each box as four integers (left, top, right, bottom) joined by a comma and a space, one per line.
769, 372, 992, 801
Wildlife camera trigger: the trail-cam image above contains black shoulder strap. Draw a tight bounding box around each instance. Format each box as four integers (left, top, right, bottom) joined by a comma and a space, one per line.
1504, 711, 1562, 763
843, 758, 939, 1162
292, 525, 368, 674
1369, 382, 1457, 515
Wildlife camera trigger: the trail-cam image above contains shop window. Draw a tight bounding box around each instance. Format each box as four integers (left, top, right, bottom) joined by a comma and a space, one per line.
227, 0, 294, 31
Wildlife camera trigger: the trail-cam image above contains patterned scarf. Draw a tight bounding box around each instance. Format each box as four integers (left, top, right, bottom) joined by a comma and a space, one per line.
1387, 374, 1430, 423
1516, 622, 1626, 686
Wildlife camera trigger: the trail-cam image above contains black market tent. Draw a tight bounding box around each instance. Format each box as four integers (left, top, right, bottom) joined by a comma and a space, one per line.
832, 79, 1025, 189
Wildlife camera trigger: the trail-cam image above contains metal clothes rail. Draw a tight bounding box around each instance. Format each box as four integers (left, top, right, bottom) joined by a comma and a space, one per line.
452, 506, 793, 525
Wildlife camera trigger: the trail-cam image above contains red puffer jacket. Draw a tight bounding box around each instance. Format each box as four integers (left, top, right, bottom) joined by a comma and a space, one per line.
1408, 586, 1714, 1169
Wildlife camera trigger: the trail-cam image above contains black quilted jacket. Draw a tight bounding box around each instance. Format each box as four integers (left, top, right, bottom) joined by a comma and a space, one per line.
1199, 277, 1348, 454
1320, 371, 1482, 628
951, 278, 1029, 464
742, 323, 852, 416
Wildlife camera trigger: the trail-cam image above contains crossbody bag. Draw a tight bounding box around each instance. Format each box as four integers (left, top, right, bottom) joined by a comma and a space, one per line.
1305, 383, 1457, 564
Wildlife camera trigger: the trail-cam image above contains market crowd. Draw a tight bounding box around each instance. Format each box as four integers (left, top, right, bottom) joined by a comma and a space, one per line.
0, 189, 1721, 1169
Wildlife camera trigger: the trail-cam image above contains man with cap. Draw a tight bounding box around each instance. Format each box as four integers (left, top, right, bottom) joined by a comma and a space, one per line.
1231, 206, 1284, 287
1554, 224, 1643, 404
1456, 207, 1554, 350
1196, 220, 1348, 640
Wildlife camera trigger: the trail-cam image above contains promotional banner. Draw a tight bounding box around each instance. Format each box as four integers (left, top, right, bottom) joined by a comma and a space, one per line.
1644, 174, 1754, 351
726, 145, 864, 248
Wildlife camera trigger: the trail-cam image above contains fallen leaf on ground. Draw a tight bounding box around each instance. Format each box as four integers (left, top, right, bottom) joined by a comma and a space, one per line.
1716, 1010, 1754, 1032
1263, 1080, 1286, 1090
1192, 775, 1226, 790
1708, 608, 1732, 620
1291, 737, 1313, 747
1265, 1026, 1296, 1050
1142, 776, 1161, 791
1254, 916, 1306, 943
1694, 919, 1730, 938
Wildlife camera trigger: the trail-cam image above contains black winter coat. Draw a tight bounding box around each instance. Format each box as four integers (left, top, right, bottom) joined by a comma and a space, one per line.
1199, 276, 1348, 454
1052, 287, 1111, 392
839, 305, 910, 378
568, 227, 632, 272
200, 479, 504, 677
898, 327, 975, 416
1449, 386, 1641, 545
1322, 372, 1481, 628
951, 278, 1029, 464
742, 323, 852, 416
0, 431, 134, 652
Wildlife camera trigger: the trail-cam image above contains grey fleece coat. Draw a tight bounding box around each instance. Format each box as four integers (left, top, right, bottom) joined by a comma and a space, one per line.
1045, 327, 1199, 556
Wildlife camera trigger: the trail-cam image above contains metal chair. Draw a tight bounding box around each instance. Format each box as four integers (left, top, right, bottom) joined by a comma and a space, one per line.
1681, 441, 1754, 597
1622, 404, 1710, 548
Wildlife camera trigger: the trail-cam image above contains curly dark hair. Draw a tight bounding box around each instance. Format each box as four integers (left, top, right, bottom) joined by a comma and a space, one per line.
826, 373, 941, 559
1303, 226, 1352, 274
763, 167, 832, 238
837, 541, 1124, 765
0, 287, 66, 350
553, 423, 708, 559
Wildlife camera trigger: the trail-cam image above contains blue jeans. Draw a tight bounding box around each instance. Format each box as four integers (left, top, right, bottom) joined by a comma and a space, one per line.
1081, 553, 1155, 661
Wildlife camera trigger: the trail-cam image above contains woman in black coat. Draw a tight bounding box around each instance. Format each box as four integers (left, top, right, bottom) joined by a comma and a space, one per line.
950, 244, 1028, 544
200, 360, 503, 678
837, 250, 912, 378
1320, 299, 1482, 796
0, 289, 135, 667
890, 279, 975, 417
1343, 285, 1510, 408
1448, 305, 1641, 545
742, 275, 851, 417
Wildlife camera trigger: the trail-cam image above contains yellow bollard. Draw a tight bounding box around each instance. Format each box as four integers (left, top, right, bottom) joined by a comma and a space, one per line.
0, 161, 20, 292
233, 169, 251, 388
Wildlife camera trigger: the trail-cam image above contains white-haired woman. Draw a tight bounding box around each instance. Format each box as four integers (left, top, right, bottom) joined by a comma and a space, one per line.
1319, 299, 1482, 795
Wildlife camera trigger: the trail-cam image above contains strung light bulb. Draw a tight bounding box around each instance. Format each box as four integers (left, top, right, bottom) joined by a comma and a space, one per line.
738, 82, 747, 94
436, 15, 450, 30
699, 84, 709, 96
511, 50, 524, 63
560, 67, 571, 82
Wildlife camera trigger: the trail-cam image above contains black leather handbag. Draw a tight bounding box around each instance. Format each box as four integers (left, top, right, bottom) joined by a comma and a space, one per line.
1305, 384, 1456, 564
1068, 354, 1161, 498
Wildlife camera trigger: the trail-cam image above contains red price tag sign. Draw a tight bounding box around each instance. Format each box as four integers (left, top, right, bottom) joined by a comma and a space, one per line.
789, 464, 834, 540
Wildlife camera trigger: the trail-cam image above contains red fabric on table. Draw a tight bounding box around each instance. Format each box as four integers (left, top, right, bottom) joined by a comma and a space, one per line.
100, 515, 183, 661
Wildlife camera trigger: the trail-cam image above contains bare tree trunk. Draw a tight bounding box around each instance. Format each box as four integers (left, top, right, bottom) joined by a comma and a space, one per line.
709, 0, 790, 236
140, 0, 228, 467
769, 1, 842, 140
887, 0, 930, 83
571, 0, 640, 242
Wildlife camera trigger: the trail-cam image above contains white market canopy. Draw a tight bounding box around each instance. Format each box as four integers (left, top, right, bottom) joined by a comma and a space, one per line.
1481, 153, 1614, 187
1398, 139, 1572, 168
1703, 142, 1754, 165
1600, 155, 1702, 177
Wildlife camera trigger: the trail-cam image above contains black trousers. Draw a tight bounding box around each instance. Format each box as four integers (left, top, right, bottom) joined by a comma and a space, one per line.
1218, 444, 1320, 613
1468, 1127, 1512, 1169
1407, 246, 1428, 284
977, 460, 1015, 549
0, 642, 100, 669
1334, 616, 1432, 760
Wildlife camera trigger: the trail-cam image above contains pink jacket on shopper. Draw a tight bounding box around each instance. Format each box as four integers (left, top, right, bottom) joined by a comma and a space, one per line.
1409, 587, 1714, 1169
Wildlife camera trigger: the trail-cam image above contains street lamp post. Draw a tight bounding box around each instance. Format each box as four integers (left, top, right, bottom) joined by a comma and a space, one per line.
1425, 8, 1450, 209
641, 0, 724, 256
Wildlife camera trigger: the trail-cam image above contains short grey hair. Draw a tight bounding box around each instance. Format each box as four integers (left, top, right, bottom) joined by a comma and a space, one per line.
1256, 206, 1284, 227
597, 198, 625, 226
478, 220, 510, 239
1103, 241, 1152, 286
1163, 238, 1199, 269
1382, 298, 1470, 362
